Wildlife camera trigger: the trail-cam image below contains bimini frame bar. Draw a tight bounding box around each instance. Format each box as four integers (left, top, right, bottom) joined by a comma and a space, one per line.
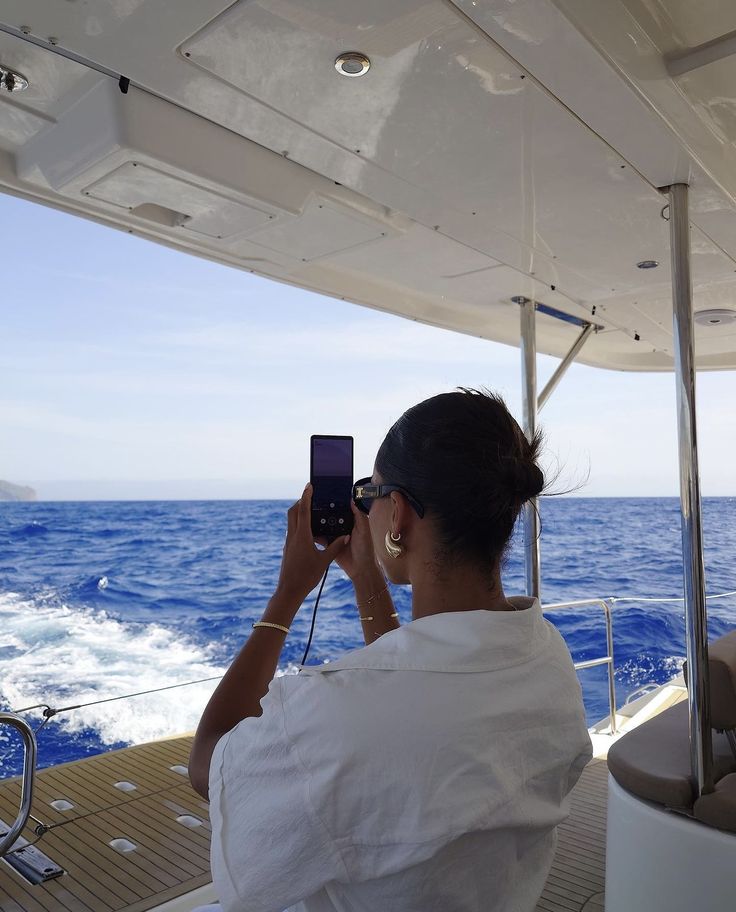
666, 28, 736, 77
520, 299, 541, 599
517, 298, 596, 598
538, 323, 595, 412
668, 182, 714, 797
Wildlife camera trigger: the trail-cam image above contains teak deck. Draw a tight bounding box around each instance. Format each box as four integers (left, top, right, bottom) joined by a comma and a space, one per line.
536, 759, 608, 912
1, 738, 608, 912
0, 736, 210, 912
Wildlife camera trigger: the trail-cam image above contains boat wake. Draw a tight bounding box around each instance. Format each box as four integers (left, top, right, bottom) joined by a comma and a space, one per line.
0, 589, 227, 772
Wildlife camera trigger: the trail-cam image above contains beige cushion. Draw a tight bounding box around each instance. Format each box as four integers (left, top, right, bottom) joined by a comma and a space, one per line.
607, 701, 736, 810
684, 630, 736, 730
694, 773, 736, 833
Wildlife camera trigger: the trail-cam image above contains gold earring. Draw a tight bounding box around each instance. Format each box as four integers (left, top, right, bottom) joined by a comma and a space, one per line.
385, 530, 404, 559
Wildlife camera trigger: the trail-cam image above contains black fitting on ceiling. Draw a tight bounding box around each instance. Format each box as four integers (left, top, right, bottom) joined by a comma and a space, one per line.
119, 75, 130, 94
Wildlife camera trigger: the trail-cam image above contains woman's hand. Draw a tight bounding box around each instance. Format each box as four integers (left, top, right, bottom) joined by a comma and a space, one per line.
273, 484, 349, 608
325, 501, 383, 586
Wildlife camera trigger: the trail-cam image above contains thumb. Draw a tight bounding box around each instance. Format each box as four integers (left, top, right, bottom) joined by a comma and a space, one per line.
325, 534, 350, 563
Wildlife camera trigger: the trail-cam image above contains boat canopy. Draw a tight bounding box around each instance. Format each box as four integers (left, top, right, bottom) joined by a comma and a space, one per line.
1, 0, 736, 370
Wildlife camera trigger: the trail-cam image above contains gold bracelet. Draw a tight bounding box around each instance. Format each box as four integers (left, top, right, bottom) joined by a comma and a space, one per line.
360, 611, 399, 623
357, 584, 389, 610
252, 621, 290, 634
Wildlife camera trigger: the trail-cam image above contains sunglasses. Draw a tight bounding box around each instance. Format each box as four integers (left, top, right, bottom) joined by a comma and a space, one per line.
352, 476, 425, 518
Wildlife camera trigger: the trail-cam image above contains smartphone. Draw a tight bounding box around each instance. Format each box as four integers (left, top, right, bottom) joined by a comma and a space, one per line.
310, 435, 354, 539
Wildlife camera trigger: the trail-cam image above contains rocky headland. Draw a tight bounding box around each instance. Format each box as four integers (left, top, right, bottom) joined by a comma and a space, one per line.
0, 481, 37, 501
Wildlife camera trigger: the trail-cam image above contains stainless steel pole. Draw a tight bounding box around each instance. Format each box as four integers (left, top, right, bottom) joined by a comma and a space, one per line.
668, 182, 713, 796
520, 299, 541, 599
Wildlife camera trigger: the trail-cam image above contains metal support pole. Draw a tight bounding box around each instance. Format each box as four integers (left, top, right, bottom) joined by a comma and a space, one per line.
668, 182, 713, 797
538, 323, 594, 412
520, 300, 541, 599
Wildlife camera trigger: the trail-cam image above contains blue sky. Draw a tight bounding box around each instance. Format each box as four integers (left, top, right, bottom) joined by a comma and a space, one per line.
2, 194, 734, 499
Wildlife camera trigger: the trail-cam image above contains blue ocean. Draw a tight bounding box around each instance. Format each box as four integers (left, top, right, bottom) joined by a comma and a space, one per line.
1, 498, 734, 778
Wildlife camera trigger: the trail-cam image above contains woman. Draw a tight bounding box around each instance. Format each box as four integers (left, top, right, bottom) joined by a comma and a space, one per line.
189, 389, 592, 912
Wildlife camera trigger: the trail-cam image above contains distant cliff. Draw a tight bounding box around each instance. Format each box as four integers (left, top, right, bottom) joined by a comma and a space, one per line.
0, 481, 36, 502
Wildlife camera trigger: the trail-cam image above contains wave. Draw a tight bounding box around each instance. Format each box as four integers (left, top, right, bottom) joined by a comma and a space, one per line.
9, 521, 49, 538
0, 590, 228, 750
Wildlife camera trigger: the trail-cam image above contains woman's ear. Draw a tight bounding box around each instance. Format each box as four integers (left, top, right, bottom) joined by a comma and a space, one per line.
390, 491, 411, 533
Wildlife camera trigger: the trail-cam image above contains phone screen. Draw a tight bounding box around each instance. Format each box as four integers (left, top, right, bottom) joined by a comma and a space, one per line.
310, 435, 354, 537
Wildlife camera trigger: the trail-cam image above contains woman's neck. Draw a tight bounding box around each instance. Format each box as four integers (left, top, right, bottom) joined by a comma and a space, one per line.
410, 565, 515, 620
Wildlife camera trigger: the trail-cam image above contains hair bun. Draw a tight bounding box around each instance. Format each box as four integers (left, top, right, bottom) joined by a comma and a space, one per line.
505, 457, 544, 502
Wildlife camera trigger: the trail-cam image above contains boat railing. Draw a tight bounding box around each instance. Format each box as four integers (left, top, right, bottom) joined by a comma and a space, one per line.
543, 598, 618, 734
0, 712, 37, 858
543, 590, 736, 738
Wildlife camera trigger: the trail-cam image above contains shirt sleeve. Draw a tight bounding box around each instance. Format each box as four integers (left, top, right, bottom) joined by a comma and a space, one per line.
208, 675, 348, 912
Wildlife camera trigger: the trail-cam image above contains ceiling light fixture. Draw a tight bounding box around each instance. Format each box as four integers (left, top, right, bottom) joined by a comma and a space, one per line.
335, 52, 371, 77
636, 260, 659, 269
0, 65, 28, 92
694, 308, 736, 327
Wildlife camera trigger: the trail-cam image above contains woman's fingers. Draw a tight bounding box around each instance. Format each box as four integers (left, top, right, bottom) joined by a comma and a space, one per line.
298, 483, 312, 531
324, 535, 350, 563
286, 500, 299, 535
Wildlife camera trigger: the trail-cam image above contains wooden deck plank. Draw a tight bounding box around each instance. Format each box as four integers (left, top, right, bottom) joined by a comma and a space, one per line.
40, 878, 97, 912
100, 803, 209, 875
27, 834, 144, 907
536, 759, 608, 912
46, 820, 176, 896
0, 868, 58, 912
118, 791, 211, 859
0, 737, 213, 912
42, 819, 155, 898
78, 748, 186, 793
71, 816, 187, 889
122, 873, 212, 912
0, 884, 28, 912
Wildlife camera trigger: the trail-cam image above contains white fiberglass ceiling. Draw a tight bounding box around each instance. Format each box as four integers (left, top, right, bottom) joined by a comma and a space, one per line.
1, 0, 736, 369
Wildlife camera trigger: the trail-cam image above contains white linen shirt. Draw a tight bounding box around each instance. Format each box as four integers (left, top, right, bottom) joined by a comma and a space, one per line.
208, 598, 592, 912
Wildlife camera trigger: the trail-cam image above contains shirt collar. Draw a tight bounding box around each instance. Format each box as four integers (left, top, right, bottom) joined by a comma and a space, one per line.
300, 597, 548, 675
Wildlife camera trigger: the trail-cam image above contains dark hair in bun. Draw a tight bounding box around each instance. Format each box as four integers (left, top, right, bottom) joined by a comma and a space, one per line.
375, 388, 544, 568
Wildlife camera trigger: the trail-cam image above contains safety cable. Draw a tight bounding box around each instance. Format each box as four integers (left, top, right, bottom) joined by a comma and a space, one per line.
12, 674, 224, 718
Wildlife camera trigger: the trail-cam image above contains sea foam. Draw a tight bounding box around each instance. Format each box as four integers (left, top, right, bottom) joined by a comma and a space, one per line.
0, 590, 227, 748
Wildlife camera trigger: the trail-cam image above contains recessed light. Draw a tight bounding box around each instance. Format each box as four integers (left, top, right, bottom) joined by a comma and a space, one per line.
694, 309, 736, 327
335, 52, 370, 78
0, 65, 28, 92
636, 260, 659, 269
